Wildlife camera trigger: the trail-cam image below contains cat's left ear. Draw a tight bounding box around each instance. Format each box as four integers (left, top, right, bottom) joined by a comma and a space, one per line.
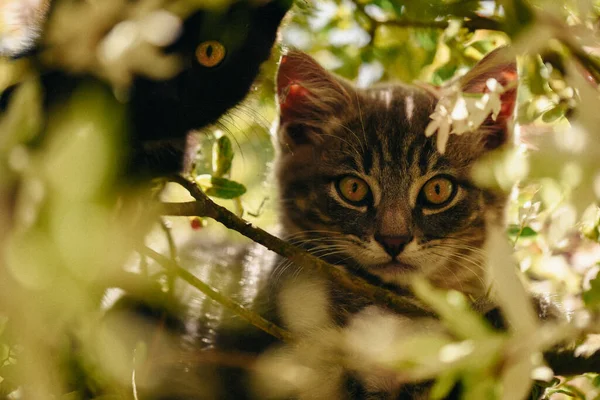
459, 47, 518, 150
275, 50, 353, 147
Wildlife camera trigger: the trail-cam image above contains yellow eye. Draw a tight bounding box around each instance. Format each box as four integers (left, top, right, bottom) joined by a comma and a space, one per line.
337, 176, 370, 205
419, 176, 456, 208
196, 41, 226, 67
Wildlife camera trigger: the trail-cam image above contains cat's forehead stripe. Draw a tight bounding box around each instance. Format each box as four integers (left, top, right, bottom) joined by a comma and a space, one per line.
383, 90, 393, 108
404, 95, 414, 124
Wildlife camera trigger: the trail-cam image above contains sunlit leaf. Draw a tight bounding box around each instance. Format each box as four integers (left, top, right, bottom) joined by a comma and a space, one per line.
212, 135, 234, 178
583, 273, 600, 308
541, 103, 567, 123
204, 176, 247, 199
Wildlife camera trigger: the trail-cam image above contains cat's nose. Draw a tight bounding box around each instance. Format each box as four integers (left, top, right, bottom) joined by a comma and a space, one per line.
375, 234, 412, 258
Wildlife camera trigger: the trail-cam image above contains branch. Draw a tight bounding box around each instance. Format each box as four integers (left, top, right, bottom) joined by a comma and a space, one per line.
545, 348, 600, 376
161, 175, 431, 318
352, 0, 503, 35
378, 16, 502, 32
140, 246, 294, 343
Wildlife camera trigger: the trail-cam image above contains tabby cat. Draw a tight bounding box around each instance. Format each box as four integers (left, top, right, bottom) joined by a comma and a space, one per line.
250, 48, 520, 399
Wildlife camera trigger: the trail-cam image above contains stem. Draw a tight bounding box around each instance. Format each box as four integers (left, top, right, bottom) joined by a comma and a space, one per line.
352, 0, 502, 35
545, 349, 600, 376
162, 175, 431, 317
140, 246, 294, 343
159, 219, 177, 296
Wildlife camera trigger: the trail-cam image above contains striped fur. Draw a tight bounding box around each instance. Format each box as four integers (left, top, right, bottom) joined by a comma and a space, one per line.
262, 50, 518, 398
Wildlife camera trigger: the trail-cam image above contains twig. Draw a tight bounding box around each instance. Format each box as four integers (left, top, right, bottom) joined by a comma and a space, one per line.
161, 175, 431, 318
140, 246, 294, 343
378, 16, 501, 32
352, 0, 502, 36
545, 349, 600, 376
159, 219, 177, 295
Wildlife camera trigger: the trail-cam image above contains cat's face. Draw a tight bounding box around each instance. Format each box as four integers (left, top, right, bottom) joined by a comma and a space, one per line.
148, 0, 290, 130
275, 51, 517, 296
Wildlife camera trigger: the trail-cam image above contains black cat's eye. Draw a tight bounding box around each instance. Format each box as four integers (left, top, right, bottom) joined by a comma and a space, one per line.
336, 176, 371, 206
418, 175, 457, 209
196, 41, 226, 67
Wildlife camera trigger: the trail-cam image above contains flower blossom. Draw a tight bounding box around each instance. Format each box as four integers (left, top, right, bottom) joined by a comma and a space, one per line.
425, 78, 505, 154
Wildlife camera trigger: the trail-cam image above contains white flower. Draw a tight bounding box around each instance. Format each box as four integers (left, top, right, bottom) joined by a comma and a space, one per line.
424, 78, 507, 154
425, 99, 453, 154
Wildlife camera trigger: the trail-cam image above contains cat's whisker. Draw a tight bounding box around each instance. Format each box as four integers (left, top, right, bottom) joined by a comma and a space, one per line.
317, 132, 363, 161
427, 246, 486, 272
354, 92, 369, 150
426, 240, 488, 257
427, 249, 487, 290
228, 104, 274, 154
282, 230, 347, 241
289, 237, 354, 247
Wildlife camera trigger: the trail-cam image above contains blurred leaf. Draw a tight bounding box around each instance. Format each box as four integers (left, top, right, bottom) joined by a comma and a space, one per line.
583, 272, 600, 308
581, 205, 600, 242
0, 78, 43, 150
430, 371, 459, 399
212, 136, 234, 178
412, 278, 494, 340
541, 103, 567, 123
507, 225, 538, 238
204, 177, 247, 199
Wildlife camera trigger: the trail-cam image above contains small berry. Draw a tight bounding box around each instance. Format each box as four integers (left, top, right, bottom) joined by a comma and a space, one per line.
190, 217, 204, 230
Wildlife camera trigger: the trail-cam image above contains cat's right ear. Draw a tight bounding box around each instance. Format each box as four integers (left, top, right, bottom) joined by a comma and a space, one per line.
276, 50, 352, 147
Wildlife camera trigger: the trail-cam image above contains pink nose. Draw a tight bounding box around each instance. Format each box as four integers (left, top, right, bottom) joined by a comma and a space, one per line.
375, 234, 412, 257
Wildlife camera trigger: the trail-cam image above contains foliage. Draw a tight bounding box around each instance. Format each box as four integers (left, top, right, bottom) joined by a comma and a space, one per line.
0, 0, 600, 399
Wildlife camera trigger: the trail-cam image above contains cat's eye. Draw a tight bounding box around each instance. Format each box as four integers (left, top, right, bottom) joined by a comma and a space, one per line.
196, 41, 226, 67
336, 176, 370, 206
419, 176, 457, 208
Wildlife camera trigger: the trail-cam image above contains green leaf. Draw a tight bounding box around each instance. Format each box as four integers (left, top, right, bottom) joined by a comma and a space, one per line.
205, 177, 247, 199
519, 227, 538, 237
583, 273, 600, 308
430, 371, 459, 400
507, 225, 537, 238
212, 136, 234, 178
541, 103, 567, 123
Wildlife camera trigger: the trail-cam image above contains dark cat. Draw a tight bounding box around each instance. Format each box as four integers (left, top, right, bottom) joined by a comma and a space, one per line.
0, 0, 291, 178
0, 1, 290, 397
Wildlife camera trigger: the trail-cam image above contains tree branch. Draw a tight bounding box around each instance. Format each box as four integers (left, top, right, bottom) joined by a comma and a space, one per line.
352, 0, 502, 35
161, 175, 431, 318
140, 246, 294, 343
545, 349, 600, 376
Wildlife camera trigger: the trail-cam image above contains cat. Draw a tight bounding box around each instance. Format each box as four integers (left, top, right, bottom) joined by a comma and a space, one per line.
249, 48, 521, 399
0, 0, 291, 178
